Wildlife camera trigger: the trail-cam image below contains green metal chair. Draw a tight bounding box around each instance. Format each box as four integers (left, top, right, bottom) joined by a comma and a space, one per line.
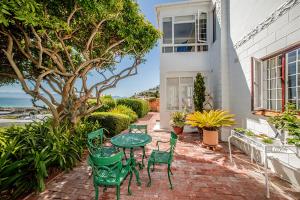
147, 131, 178, 189
88, 151, 132, 200
128, 124, 148, 167
87, 128, 118, 157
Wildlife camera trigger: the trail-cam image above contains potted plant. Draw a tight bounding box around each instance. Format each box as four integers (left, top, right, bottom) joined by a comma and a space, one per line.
186, 110, 235, 146
170, 111, 186, 135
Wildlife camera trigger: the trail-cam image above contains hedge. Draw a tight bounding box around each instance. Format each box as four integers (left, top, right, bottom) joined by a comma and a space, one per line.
88, 112, 131, 136
116, 98, 149, 118
109, 105, 138, 123
88, 95, 116, 112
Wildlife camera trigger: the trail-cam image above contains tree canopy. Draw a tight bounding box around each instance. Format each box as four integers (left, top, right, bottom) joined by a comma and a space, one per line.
0, 0, 160, 126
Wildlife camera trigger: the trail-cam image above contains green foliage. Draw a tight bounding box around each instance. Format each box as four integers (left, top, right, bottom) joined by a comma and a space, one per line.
234, 127, 255, 136
244, 130, 255, 137
262, 137, 274, 144
0, 119, 91, 199
170, 111, 186, 128
186, 110, 235, 131
116, 98, 149, 118
193, 73, 206, 112
0, 0, 159, 127
88, 96, 116, 112
109, 105, 138, 123
268, 103, 300, 146
88, 112, 130, 136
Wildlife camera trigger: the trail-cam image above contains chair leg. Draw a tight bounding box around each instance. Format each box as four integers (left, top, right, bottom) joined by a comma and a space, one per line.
170, 168, 173, 175
151, 162, 155, 172
168, 164, 173, 189
116, 185, 120, 200
142, 147, 146, 167
128, 171, 133, 195
147, 161, 152, 187
123, 148, 127, 160
94, 185, 99, 200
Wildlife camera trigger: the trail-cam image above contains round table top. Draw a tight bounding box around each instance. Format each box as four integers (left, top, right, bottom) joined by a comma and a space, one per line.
111, 133, 152, 148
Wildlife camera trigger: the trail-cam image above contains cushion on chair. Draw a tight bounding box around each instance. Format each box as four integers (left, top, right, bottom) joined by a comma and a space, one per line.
149, 150, 170, 164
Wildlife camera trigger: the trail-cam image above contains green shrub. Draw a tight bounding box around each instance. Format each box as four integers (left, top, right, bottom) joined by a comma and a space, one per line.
88, 112, 130, 136
88, 95, 116, 112
109, 105, 138, 122
116, 98, 149, 118
0, 120, 86, 199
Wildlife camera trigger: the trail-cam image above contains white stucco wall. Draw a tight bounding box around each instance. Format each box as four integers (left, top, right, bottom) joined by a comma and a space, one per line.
229, 0, 300, 186
156, 0, 220, 129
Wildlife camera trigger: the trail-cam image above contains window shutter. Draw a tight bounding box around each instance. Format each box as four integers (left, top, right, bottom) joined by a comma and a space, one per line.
252, 57, 264, 110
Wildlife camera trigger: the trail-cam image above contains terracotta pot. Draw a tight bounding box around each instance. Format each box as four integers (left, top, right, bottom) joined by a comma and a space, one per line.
173, 126, 184, 135
203, 129, 219, 146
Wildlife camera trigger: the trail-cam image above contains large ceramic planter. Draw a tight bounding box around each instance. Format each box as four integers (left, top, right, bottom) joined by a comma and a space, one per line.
173, 126, 184, 135
203, 129, 218, 146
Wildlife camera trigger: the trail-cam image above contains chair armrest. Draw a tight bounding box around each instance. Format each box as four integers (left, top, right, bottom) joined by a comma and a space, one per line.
156, 140, 169, 151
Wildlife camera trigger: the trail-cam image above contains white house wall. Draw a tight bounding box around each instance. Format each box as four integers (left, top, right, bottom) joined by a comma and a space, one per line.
229, 0, 300, 186
157, 0, 219, 129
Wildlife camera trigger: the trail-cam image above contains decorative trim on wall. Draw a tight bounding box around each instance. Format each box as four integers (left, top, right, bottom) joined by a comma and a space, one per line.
234, 0, 300, 49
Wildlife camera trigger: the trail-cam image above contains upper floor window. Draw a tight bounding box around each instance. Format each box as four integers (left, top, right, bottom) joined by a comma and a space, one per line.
162, 12, 208, 53
252, 47, 300, 112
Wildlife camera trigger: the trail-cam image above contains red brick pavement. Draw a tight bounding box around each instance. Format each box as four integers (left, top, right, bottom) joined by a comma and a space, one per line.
27, 113, 300, 200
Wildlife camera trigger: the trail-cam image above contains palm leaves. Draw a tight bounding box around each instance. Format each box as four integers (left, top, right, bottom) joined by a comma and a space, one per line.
186, 110, 235, 130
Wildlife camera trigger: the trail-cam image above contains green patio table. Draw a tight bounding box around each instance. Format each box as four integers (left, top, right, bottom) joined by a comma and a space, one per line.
111, 133, 152, 186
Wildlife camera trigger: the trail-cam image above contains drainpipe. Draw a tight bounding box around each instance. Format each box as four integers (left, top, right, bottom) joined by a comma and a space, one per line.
220, 0, 230, 141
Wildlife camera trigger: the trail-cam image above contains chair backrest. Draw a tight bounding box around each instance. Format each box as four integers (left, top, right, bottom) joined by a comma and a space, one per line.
128, 124, 147, 134
87, 128, 108, 153
89, 151, 124, 181
169, 131, 178, 162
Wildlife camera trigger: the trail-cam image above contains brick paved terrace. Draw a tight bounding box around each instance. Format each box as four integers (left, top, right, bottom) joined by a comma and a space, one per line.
27, 113, 300, 200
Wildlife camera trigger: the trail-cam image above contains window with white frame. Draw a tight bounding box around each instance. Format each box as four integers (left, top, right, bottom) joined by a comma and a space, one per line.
166, 77, 194, 111
252, 47, 300, 112
162, 12, 208, 53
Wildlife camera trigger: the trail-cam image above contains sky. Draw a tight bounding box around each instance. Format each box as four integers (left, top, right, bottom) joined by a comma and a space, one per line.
0, 0, 182, 98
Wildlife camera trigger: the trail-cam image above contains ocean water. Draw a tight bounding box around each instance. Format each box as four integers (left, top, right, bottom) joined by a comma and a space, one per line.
0, 97, 35, 108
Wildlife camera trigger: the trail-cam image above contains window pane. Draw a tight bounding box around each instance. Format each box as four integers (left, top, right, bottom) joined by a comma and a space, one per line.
174, 46, 195, 52
288, 75, 296, 87
277, 67, 282, 77
288, 51, 297, 63
288, 87, 296, 100
270, 100, 276, 110
270, 89, 276, 99
288, 62, 296, 75
174, 22, 195, 44
277, 100, 282, 111
162, 47, 173, 53
277, 78, 282, 88
277, 89, 282, 99
167, 78, 179, 110
197, 13, 207, 43
277, 55, 282, 66
197, 45, 208, 52
180, 77, 194, 111
163, 17, 172, 44
271, 68, 276, 78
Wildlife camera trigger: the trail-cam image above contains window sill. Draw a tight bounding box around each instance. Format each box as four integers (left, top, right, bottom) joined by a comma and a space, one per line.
252, 109, 281, 117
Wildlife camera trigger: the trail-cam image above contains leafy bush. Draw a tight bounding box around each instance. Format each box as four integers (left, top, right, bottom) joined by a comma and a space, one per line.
88, 95, 116, 112
109, 105, 138, 122
170, 111, 186, 128
0, 120, 87, 200
268, 103, 300, 146
116, 98, 149, 118
193, 73, 206, 112
88, 112, 131, 136
186, 110, 235, 131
